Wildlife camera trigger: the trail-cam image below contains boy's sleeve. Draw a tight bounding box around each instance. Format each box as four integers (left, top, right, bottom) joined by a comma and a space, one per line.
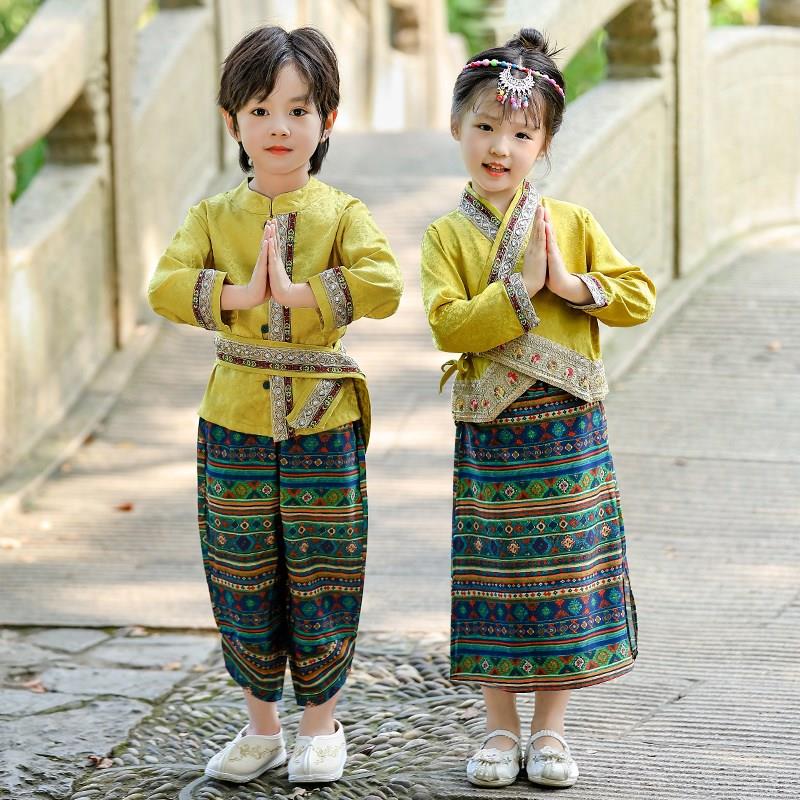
566, 210, 656, 327
420, 224, 539, 354
307, 200, 403, 335
147, 204, 235, 332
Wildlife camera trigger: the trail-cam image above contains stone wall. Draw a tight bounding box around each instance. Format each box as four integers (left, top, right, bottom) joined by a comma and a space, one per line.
0, 0, 463, 481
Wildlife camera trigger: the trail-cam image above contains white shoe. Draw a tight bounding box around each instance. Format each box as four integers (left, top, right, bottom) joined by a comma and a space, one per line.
288, 719, 347, 783
525, 728, 579, 788
204, 724, 286, 783
466, 728, 521, 787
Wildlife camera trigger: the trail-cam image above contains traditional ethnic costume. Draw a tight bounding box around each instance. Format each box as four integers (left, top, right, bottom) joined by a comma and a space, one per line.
149, 177, 402, 705
421, 179, 656, 692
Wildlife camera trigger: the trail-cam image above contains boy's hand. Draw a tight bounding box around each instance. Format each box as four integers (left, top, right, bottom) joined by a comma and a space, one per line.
220, 222, 270, 310
265, 219, 292, 305
522, 205, 547, 296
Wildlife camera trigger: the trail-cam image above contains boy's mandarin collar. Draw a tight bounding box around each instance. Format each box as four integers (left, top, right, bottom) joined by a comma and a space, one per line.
233, 176, 323, 214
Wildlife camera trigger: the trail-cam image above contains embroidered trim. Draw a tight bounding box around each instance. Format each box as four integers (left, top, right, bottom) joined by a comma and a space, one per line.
215, 337, 361, 374
502, 272, 539, 331
319, 267, 354, 328
267, 212, 298, 440
459, 191, 501, 242
568, 273, 608, 311
192, 269, 218, 330
451, 334, 608, 421
490, 181, 538, 283
292, 379, 343, 429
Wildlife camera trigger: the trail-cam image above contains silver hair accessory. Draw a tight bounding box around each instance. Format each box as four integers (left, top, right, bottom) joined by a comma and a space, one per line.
462, 58, 565, 109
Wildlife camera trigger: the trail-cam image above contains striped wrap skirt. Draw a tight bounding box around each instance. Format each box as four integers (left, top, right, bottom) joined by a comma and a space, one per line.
450, 381, 638, 691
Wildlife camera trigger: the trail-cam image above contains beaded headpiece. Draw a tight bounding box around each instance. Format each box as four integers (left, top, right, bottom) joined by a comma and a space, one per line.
462, 58, 565, 109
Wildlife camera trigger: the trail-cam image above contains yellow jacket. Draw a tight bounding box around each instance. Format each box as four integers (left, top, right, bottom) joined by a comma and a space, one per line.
148, 177, 403, 442
421, 181, 656, 421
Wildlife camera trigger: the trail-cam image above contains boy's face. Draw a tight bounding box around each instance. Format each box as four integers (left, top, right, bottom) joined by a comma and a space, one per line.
453, 90, 547, 212
224, 62, 335, 184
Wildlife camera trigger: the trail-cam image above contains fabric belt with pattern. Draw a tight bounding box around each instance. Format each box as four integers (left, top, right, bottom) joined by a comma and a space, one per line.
214, 334, 370, 444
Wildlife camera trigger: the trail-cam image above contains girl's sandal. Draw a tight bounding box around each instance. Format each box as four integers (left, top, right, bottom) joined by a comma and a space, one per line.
466, 728, 522, 787
525, 728, 579, 788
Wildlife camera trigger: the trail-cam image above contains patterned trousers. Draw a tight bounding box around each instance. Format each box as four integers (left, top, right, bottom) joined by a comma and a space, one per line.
197, 418, 368, 706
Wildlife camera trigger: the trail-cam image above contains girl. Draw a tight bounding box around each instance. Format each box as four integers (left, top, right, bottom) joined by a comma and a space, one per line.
148, 26, 402, 785
421, 29, 655, 789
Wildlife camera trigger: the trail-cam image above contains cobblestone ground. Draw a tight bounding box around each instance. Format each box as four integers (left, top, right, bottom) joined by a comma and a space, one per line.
1, 133, 799, 799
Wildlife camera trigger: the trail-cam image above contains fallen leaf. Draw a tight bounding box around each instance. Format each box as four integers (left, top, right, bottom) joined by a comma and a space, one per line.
161, 661, 183, 671
114, 502, 134, 512
191, 664, 206, 673
0, 537, 22, 550
83, 433, 96, 446
125, 626, 149, 637
87, 754, 113, 769
287, 788, 307, 798
20, 678, 47, 693
768, 339, 782, 352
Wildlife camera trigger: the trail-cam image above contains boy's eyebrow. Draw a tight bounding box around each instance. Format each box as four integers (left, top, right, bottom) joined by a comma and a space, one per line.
289, 95, 311, 103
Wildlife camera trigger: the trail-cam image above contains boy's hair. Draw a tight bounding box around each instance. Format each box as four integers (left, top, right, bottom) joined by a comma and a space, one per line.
452, 28, 566, 152
218, 26, 339, 176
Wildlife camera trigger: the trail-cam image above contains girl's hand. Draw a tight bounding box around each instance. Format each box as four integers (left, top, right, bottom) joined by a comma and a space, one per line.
543, 208, 592, 304
521, 205, 547, 296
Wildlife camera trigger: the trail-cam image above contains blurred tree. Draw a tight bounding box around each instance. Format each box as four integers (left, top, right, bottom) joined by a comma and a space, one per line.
447, 0, 493, 54
710, 0, 759, 25
1, 0, 45, 201
563, 31, 608, 104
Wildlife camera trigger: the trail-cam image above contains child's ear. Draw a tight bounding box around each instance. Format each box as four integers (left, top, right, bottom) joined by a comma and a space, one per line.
321, 108, 338, 141
450, 117, 461, 142
220, 108, 240, 141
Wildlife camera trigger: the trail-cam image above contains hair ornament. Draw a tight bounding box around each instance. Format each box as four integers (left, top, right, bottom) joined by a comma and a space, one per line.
462, 58, 565, 109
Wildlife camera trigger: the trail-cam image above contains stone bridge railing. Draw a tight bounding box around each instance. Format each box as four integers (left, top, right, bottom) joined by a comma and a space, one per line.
0, 0, 459, 482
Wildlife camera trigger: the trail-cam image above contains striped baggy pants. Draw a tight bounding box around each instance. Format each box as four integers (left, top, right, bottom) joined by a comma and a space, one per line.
197, 418, 368, 706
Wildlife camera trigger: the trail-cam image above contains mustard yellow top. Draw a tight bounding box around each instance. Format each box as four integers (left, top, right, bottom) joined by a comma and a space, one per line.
420, 181, 656, 421
148, 177, 403, 438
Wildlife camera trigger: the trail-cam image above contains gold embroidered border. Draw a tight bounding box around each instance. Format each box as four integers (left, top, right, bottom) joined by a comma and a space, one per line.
502, 272, 539, 332
319, 267, 354, 328
292, 379, 343, 430
214, 337, 361, 374
451, 334, 608, 421
568, 273, 608, 312
192, 269, 217, 330
459, 190, 501, 241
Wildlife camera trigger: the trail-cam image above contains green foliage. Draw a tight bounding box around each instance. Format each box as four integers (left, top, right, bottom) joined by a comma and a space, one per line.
0, 0, 41, 50
446, 0, 493, 55
563, 30, 608, 103
1, 0, 46, 200
710, 0, 759, 25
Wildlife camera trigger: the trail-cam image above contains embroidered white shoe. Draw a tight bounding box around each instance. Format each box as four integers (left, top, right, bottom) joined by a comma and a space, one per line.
288, 719, 347, 783
204, 724, 287, 783
466, 728, 522, 787
525, 728, 579, 788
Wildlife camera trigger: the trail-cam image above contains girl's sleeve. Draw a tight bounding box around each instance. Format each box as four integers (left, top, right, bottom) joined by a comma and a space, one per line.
147, 204, 235, 332
420, 225, 539, 354
566, 210, 656, 327
307, 200, 403, 335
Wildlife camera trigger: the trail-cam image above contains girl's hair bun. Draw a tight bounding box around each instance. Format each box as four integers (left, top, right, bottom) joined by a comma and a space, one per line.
506, 28, 558, 59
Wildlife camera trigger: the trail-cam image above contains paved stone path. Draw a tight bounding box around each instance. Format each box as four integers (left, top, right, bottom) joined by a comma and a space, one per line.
1, 132, 799, 798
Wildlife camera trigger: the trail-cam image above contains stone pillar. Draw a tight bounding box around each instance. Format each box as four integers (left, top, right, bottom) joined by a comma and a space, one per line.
674, 0, 709, 275
606, 0, 675, 81
760, 0, 800, 25
107, 0, 141, 346
0, 86, 10, 469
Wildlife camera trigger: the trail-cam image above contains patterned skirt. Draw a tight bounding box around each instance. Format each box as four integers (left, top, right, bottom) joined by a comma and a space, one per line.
450, 382, 638, 691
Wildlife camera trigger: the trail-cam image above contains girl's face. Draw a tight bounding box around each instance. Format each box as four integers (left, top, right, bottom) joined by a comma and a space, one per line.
224, 62, 336, 190
453, 89, 547, 213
